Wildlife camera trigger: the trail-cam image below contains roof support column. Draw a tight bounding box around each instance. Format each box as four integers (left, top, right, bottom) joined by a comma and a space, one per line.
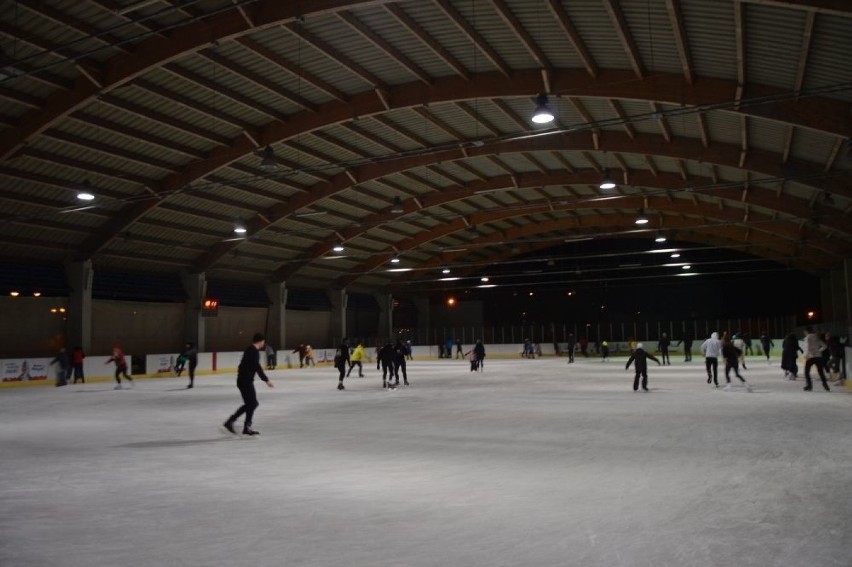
327, 288, 348, 346
414, 297, 430, 346
374, 292, 393, 341
265, 281, 287, 354
65, 260, 93, 354
181, 272, 206, 352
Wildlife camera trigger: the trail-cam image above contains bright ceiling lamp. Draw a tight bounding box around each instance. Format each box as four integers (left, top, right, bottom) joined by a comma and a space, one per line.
599, 170, 616, 190
259, 146, 278, 170
332, 245, 344, 252
75, 180, 95, 201
390, 255, 401, 264
682, 265, 692, 270
531, 93, 554, 124
670, 252, 681, 258
442, 268, 451, 274
234, 223, 247, 234
634, 209, 649, 225
654, 232, 667, 243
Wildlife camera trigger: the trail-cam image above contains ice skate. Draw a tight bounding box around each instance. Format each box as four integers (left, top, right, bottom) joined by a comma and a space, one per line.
823, 384, 831, 392
382, 381, 387, 389
404, 380, 410, 386
242, 427, 260, 436
803, 385, 812, 391
337, 382, 345, 391
221, 421, 236, 435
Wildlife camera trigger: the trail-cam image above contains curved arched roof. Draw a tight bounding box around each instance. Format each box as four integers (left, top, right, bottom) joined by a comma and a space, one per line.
0, 0, 850, 291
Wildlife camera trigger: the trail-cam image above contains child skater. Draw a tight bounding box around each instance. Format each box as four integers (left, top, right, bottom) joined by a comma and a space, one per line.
625, 343, 660, 392
106, 344, 133, 389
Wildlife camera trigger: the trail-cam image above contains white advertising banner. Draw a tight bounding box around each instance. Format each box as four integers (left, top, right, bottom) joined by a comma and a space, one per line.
2, 358, 51, 382
149, 354, 175, 375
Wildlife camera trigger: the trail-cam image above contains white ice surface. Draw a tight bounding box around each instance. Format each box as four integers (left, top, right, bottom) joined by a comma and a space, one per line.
1, 357, 850, 567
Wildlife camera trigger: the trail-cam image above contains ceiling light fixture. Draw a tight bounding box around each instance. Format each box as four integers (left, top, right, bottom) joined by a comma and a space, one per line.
10, 291, 20, 297
332, 245, 344, 253
390, 255, 401, 264
74, 180, 95, 201
234, 223, 247, 234
682, 265, 692, 270
671, 252, 681, 258
390, 196, 404, 214
439, 277, 460, 282
259, 146, 278, 171
478, 284, 497, 289
531, 93, 555, 124
480, 277, 489, 282
442, 268, 451, 274
599, 170, 616, 190
654, 232, 667, 243
635, 209, 649, 225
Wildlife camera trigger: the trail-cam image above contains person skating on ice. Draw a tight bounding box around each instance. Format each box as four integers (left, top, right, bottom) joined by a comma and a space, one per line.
378, 341, 395, 389
676, 330, 693, 362
759, 331, 774, 364
182, 341, 198, 388
106, 344, 133, 389
222, 333, 274, 436
50, 347, 71, 387
346, 342, 366, 378
657, 333, 671, 365
732, 333, 748, 370
625, 343, 660, 392
722, 334, 752, 392
71, 346, 85, 384
473, 339, 486, 372
802, 327, 830, 392
700, 332, 722, 387
566, 333, 576, 363
334, 347, 347, 390
393, 339, 409, 386
780, 332, 803, 379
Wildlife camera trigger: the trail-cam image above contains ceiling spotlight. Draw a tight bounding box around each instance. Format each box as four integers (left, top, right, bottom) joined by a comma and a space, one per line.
390, 255, 401, 264
234, 224, 247, 234
259, 145, 278, 170
33, 292, 41, 297
75, 180, 95, 201
531, 93, 555, 124
599, 170, 616, 190
654, 232, 667, 243
670, 252, 681, 258
390, 196, 404, 214
442, 268, 451, 274
10, 291, 19, 297
682, 265, 692, 270
332, 245, 345, 252
480, 277, 490, 282
635, 209, 649, 225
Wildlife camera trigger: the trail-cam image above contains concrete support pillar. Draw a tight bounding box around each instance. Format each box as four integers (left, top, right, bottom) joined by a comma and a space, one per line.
65, 260, 93, 353
265, 281, 287, 352
374, 292, 393, 340
181, 272, 206, 351
327, 288, 348, 344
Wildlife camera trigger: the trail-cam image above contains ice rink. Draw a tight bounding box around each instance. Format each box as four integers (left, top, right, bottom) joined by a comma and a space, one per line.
2, 355, 850, 567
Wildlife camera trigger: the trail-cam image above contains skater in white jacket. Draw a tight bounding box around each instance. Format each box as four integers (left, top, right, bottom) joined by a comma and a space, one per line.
700, 332, 723, 387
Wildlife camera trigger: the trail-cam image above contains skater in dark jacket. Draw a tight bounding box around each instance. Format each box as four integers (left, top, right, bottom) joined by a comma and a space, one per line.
677, 331, 694, 362
658, 333, 671, 365
566, 333, 576, 363
182, 341, 198, 388
722, 335, 752, 392
473, 340, 486, 371
378, 342, 395, 389
223, 333, 274, 436
392, 340, 409, 386
625, 343, 660, 392
334, 347, 347, 390
759, 332, 774, 363
781, 332, 803, 380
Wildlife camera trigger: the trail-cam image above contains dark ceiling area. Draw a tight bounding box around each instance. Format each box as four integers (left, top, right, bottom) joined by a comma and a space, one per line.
0, 0, 850, 297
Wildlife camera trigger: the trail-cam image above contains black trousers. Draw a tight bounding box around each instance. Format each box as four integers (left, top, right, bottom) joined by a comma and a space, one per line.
633, 370, 648, 390
661, 349, 670, 365
229, 381, 259, 427
393, 360, 407, 382
804, 358, 828, 388
725, 360, 745, 382
705, 357, 718, 385
72, 363, 84, 383
567, 346, 575, 363
114, 365, 131, 383
188, 360, 197, 383
683, 343, 693, 361
347, 360, 363, 377
381, 361, 392, 381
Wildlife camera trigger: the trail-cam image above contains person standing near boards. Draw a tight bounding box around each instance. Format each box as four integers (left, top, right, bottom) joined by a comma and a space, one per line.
658, 333, 671, 365
106, 344, 133, 389
223, 333, 274, 436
